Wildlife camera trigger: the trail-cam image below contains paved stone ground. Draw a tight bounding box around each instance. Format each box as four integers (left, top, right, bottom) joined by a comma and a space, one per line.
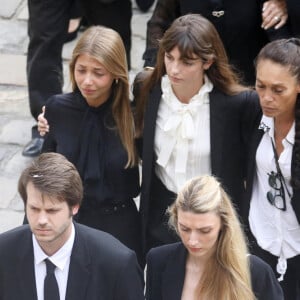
0, 0, 154, 233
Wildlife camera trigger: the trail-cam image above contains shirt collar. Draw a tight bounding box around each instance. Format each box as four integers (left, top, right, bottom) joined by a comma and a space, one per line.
258, 115, 274, 138
33, 223, 75, 271
259, 115, 295, 145
161, 74, 213, 106
285, 122, 295, 145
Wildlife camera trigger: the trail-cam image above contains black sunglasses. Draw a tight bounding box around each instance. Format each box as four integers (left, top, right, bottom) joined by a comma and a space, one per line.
266, 171, 287, 211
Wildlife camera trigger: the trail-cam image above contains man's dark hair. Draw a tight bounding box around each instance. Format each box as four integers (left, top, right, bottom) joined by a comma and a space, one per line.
18, 152, 83, 208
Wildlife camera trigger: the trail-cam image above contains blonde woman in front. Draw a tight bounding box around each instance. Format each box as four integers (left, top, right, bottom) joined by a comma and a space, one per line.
146, 175, 283, 300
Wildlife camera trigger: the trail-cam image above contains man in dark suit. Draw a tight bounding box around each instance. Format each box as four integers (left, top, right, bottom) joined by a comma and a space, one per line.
0, 152, 144, 300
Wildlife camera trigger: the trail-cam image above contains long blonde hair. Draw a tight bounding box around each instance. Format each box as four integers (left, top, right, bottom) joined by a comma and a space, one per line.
168, 175, 256, 300
69, 26, 137, 167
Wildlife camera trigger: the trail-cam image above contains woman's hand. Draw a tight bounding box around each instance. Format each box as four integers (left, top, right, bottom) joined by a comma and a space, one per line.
261, 0, 288, 30
38, 106, 49, 136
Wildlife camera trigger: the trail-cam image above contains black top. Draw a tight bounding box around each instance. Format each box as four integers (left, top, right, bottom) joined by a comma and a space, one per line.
146, 242, 284, 300
42, 91, 140, 208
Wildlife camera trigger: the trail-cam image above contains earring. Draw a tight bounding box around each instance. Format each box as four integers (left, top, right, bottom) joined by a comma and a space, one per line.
115, 78, 119, 84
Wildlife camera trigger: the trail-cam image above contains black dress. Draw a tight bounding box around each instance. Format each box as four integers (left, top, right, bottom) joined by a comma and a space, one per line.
42, 90, 143, 264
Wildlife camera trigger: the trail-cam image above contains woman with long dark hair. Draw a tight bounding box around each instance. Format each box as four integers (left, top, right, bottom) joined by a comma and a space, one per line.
134, 14, 261, 253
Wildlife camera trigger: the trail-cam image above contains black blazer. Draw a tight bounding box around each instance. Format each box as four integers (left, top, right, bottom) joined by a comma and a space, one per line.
242, 125, 300, 228
139, 83, 261, 247
146, 242, 284, 300
0, 223, 144, 300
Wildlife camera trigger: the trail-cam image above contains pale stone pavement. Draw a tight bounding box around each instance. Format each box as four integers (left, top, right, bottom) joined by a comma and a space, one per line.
0, 0, 154, 233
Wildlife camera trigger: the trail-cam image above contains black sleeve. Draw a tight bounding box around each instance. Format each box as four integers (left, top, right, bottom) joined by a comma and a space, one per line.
114, 251, 145, 300
250, 255, 284, 300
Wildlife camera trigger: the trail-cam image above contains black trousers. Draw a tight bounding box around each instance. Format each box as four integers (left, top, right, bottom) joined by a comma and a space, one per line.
27, 0, 132, 137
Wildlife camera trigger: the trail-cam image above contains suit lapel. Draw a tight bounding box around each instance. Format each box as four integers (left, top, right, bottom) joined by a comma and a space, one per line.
161, 244, 187, 300
141, 83, 162, 219
243, 128, 264, 221
18, 230, 38, 300
65, 224, 91, 300
210, 89, 227, 176
249, 128, 264, 179
142, 83, 162, 176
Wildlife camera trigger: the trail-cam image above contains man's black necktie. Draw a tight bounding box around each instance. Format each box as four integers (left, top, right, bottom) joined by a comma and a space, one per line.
44, 258, 60, 300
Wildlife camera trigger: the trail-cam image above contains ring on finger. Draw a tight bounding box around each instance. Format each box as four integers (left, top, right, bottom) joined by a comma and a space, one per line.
274, 15, 281, 22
